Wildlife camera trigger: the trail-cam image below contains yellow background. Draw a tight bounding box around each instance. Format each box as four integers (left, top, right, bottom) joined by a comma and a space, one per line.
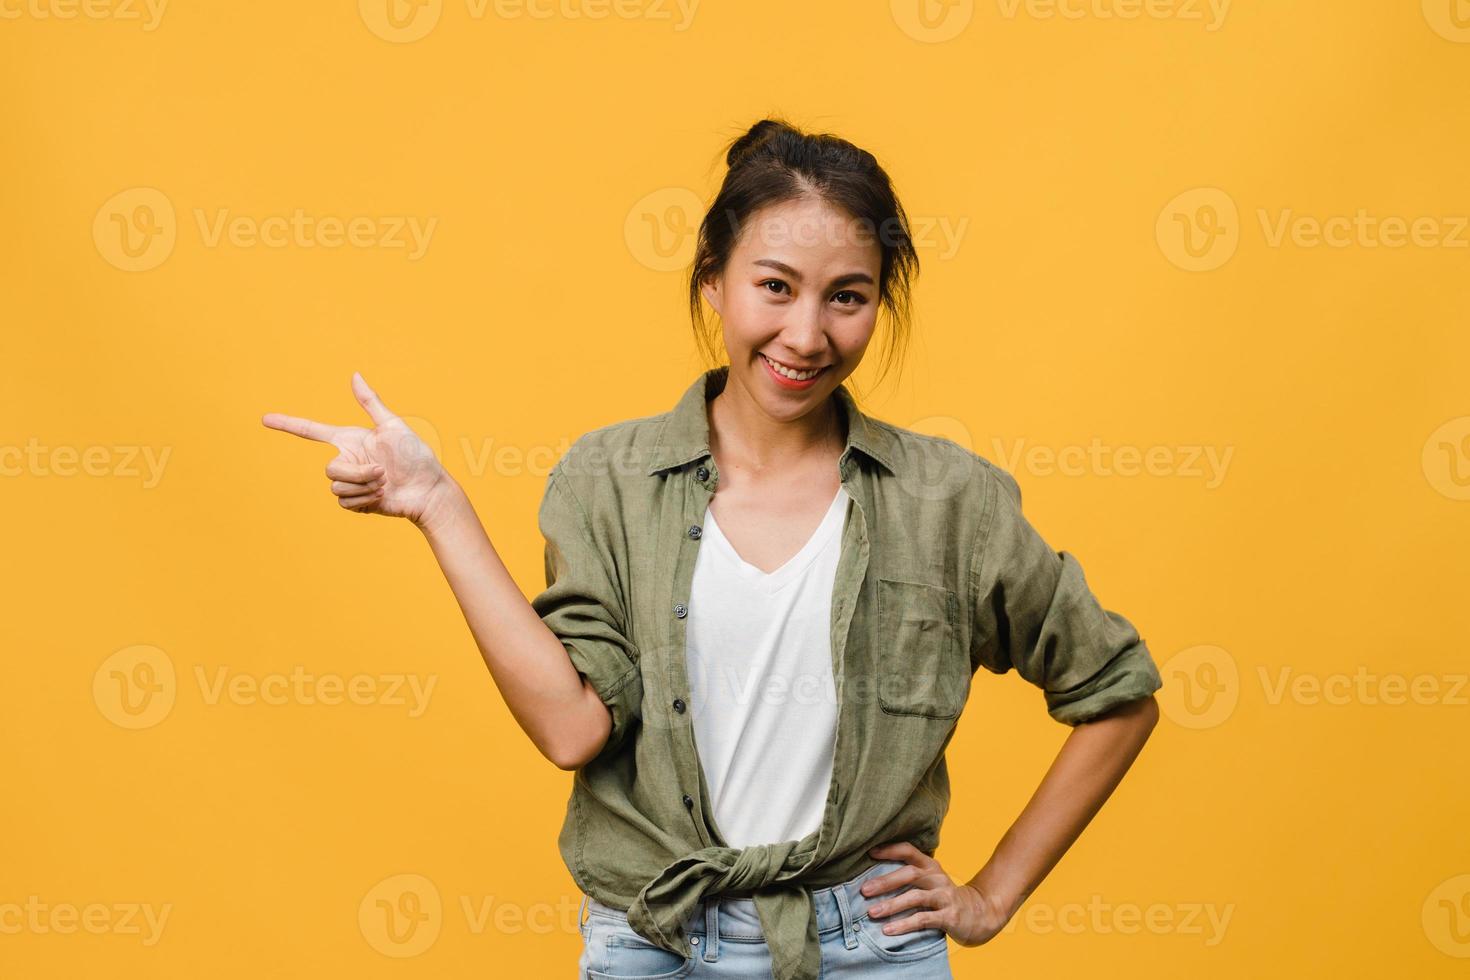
4, 1, 1469, 976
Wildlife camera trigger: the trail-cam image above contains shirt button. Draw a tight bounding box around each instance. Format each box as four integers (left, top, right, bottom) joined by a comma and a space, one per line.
696, 466, 709, 481
682, 793, 694, 808
674, 602, 688, 618
672, 697, 686, 713
688, 524, 702, 539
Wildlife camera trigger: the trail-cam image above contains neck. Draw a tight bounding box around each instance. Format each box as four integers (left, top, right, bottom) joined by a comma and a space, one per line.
707, 367, 846, 475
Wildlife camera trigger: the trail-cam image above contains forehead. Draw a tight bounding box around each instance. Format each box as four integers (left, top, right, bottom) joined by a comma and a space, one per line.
730, 195, 882, 269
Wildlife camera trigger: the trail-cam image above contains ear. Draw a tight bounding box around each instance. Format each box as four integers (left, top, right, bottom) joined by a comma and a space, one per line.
700, 276, 723, 317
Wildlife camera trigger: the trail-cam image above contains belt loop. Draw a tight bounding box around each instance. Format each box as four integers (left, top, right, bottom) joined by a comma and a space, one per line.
834, 879, 860, 950
577, 894, 589, 935
702, 897, 720, 961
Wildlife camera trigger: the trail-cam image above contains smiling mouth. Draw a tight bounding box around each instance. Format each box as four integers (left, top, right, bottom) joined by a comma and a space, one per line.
759, 352, 828, 381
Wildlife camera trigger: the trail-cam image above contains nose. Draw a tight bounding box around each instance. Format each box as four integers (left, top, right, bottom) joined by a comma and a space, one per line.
777, 300, 828, 360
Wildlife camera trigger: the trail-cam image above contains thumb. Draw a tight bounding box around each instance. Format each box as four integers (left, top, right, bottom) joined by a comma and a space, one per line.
352, 371, 400, 426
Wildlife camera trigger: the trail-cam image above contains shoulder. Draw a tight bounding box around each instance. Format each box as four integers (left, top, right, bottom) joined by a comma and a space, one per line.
868, 416, 1021, 510
542, 409, 674, 519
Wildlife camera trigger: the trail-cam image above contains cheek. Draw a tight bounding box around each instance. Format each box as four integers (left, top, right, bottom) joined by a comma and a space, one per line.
721, 290, 783, 335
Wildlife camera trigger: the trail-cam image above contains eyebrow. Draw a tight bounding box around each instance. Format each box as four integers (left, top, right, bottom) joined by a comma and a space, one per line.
752, 259, 875, 290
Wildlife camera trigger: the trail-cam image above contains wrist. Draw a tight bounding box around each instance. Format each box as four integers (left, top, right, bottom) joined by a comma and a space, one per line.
415, 477, 469, 538
967, 864, 1029, 924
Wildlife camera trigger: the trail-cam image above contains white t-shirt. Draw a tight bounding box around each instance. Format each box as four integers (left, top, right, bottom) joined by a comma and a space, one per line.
684, 484, 850, 848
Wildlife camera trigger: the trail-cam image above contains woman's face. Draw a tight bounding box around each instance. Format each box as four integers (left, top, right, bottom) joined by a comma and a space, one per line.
700, 195, 882, 419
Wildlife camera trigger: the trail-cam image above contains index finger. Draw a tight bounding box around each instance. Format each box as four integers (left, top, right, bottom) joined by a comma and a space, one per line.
261, 412, 344, 445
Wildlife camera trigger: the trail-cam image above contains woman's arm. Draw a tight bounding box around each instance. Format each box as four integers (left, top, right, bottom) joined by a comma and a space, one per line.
262, 373, 611, 771
416, 480, 613, 770
968, 694, 1160, 923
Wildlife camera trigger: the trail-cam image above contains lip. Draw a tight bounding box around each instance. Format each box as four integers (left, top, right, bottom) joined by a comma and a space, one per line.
759, 352, 828, 390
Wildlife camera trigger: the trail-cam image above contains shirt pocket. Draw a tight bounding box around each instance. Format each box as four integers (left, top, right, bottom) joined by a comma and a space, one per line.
875, 578, 965, 720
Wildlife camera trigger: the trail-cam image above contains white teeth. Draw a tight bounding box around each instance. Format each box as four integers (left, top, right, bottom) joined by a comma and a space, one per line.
763, 354, 822, 380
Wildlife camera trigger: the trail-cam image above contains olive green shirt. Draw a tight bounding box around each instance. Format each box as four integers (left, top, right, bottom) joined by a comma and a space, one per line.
531, 365, 1163, 980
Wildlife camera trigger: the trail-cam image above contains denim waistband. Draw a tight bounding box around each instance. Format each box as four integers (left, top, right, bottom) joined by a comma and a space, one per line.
580, 858, 914, 943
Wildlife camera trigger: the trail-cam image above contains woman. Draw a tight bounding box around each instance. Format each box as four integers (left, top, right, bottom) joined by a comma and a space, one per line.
262, 118, 1164, 980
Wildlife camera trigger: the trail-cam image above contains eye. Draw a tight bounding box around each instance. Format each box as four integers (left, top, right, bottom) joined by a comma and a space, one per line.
758, 278, 790, 295
832, 290, 868, 306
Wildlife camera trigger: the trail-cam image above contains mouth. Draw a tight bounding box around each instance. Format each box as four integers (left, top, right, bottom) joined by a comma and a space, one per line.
759, 352, 829, 386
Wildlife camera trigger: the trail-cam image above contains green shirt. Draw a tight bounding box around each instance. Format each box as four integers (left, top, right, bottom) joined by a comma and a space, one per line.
531, 365, 1163, 980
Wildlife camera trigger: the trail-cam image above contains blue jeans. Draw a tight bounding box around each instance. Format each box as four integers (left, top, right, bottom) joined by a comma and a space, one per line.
576, 859, 953, 978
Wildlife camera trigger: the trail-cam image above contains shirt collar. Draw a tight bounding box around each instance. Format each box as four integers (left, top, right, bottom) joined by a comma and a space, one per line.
644, 364, 899, 477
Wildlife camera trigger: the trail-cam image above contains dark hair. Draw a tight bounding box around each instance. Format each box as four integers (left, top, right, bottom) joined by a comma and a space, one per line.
687, 117, 920, 396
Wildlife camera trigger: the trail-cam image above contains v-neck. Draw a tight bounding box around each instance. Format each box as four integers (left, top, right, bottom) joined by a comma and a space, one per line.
701, 485, 849, 595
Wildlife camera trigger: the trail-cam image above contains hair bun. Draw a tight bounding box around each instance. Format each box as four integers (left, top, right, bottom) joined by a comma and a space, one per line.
725, 118, 792, 168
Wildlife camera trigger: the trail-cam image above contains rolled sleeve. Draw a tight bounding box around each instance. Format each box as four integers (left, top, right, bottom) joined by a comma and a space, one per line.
969, 464, 1163, 726
530, 463, 643, 759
